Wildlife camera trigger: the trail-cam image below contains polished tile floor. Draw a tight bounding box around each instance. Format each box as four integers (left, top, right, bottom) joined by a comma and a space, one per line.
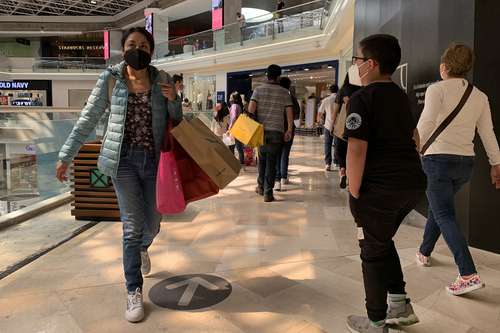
1, 137, 499, 333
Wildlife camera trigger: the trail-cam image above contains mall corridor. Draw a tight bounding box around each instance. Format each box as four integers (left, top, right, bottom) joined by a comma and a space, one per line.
1, 137, 499, 333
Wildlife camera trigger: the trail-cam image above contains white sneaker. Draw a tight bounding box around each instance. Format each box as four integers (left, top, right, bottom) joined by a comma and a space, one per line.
125, 288, 144, 323
275, 181, 282, 192
325, 165, 331, 171
416, 252, 431, 267
280, 179, 286, 189
141, 251, 151, 275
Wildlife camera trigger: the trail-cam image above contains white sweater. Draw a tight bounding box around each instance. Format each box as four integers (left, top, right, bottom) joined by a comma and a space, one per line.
418, 78, 500, 166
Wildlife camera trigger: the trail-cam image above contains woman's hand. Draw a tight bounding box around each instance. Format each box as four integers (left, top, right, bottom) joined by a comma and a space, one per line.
56, 161, 69, 182
159, 83, 176, 101
491, 164, 500, 189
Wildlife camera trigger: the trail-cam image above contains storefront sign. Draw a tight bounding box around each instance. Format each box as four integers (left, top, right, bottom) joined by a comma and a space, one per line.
0, 81, 30, 89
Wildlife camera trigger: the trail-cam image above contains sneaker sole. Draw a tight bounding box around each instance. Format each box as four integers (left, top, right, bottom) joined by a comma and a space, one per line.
385, 313, 420, 326
125, 312, 144, 323
446, 282, 485, 296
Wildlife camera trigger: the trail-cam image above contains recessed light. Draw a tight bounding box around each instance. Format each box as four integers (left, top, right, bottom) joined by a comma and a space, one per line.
304, 68, 310, 71
90, 0, 97, 4
327, 66, 333, 69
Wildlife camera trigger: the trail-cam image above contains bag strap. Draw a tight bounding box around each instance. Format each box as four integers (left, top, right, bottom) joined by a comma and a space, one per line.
420, 82, 473, 155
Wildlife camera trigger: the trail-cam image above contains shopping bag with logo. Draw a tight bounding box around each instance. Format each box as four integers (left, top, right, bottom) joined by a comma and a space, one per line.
171, 118, 241, 189
229, 114, 264, 147
156, 124, 186, 214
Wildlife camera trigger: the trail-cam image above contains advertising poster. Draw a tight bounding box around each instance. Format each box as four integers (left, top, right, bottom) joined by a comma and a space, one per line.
212, 0, 223, 30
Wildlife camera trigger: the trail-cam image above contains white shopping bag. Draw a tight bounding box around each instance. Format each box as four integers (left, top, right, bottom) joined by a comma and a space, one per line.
222, 133, 235, 146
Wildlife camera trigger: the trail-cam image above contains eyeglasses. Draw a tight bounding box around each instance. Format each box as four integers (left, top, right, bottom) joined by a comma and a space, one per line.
352, 56, 369, 65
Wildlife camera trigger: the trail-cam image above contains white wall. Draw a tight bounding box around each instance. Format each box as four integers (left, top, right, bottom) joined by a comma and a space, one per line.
51, 79, 98, 107
215, 71, 227, 97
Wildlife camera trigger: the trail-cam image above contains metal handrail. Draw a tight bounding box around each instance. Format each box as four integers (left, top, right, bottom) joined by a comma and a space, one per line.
165, 0, 326, 45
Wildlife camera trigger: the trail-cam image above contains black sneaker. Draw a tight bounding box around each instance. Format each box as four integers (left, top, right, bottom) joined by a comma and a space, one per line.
340, 176, 347, 189
264, 194, 275, 202
255, 186, 264, 196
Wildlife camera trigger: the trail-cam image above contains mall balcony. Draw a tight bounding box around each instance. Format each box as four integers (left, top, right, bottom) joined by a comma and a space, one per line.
1, 0, 500, 333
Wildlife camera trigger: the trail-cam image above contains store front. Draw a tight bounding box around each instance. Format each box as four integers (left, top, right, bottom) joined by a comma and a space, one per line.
185, 75, 216, 112
0, 80, 53, 107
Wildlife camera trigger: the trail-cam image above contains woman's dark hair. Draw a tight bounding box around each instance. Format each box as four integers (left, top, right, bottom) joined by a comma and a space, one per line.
231, 92, 244, 110
173, 74, 183, 84
279, 77, 292, 90
215, 101, 230, 122
121, 27, 155, 54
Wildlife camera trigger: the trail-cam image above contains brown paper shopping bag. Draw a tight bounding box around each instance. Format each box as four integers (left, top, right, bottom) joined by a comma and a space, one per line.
171, 118, 241, 189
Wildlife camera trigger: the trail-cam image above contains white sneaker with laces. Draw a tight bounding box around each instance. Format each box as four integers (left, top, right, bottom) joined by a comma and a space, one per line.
275, 181, 282, 192
141, 251, 151, 275
125, 288, 144, 323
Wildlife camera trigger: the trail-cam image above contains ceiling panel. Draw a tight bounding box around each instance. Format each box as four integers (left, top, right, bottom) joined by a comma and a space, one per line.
0, 0, 145, 16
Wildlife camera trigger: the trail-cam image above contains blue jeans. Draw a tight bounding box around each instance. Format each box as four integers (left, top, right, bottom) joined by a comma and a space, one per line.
276, 134, 294, 180
419, 154, 477, 276
112, 144, 162, 292
258, 143, 283, 195
230, 139, 245, 165
324, 128, 334, 166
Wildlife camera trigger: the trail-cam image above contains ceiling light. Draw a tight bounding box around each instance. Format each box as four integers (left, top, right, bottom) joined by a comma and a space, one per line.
304, 68, 310, 71
90, 0, 97, 4
327, 66, 333, 69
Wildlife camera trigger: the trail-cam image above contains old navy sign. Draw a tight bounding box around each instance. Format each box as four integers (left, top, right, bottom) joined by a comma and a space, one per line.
0, 81, 30, 89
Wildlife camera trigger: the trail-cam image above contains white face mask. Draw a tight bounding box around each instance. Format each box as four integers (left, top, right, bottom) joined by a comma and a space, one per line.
348, 64, 362, 86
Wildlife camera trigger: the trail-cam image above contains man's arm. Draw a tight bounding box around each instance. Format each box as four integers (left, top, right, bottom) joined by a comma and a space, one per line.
347, 137, 368, 198
248, 100, 257, 115
285, 106, 294, 141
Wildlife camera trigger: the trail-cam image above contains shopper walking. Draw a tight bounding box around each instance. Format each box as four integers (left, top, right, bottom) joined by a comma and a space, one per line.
56, 27, 182, 323
416, 43, 500, 295
317, 84, 339, 171
211, 102, 230, 139
332, 74, 360, 188
276, 0, 285, 33
248, 64, 294, 202
345, 34, 426, 333
227, 92, 246, 167
275, 77, 300, 191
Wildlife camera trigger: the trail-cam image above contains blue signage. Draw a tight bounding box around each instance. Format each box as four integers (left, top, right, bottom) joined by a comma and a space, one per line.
0, 81, 30, 90
216, 91, 225, 103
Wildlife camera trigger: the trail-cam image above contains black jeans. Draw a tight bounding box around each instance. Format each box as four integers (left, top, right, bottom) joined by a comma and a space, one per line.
258, 143, 283, 195
230, 139, 245, 165
334, 136, 347, 169
349, 187, 424, 322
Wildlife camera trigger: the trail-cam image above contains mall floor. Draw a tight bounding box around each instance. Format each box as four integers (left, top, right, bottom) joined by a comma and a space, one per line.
1, 137, 499, 333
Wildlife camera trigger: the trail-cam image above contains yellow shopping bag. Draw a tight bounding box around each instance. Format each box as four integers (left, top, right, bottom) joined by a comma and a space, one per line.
229, 114, 264, 147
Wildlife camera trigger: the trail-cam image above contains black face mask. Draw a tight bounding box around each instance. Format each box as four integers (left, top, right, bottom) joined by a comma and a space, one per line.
124, 49, 151, 70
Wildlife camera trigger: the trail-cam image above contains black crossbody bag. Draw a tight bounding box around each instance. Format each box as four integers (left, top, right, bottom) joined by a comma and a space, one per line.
420, 82, 473, 155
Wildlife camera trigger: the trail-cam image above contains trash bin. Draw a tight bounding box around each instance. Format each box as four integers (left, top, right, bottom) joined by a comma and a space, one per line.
71, 141, 120, 221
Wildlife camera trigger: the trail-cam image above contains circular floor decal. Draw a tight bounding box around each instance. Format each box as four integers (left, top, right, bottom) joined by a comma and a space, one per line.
149, 274, 232, 310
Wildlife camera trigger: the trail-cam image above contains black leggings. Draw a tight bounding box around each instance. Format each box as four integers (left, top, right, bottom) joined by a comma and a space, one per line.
334, 136, 347, 169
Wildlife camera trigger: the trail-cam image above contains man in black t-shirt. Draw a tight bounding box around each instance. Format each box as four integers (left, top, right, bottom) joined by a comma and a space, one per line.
344, 35, 426, 333
276, 0, 285, 33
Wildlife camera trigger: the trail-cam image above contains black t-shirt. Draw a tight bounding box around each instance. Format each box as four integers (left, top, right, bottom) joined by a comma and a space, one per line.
277, 1, 285, 10
345, 82, 426, 191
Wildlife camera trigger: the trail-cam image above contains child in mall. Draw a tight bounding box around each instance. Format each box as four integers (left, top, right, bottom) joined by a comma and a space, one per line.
345, 34, 427, 333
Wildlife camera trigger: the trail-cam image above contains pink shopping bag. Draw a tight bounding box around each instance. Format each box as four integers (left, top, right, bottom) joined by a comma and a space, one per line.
156, 123, 186, 214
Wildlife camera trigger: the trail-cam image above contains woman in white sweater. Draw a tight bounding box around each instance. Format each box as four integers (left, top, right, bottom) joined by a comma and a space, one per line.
416, 43, 500, 296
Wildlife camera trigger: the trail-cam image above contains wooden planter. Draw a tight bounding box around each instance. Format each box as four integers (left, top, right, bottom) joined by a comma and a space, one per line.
71, 141, 120, 221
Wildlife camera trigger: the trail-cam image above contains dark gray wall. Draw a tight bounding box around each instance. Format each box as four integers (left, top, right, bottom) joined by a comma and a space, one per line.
469, 0, 500, 253
354, 0, 500, 254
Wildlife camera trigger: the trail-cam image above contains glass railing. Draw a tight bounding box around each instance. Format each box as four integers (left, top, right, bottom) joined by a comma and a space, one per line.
32, 57, 109, 72
153, 0, 332, 61
0, 107, 103, 215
